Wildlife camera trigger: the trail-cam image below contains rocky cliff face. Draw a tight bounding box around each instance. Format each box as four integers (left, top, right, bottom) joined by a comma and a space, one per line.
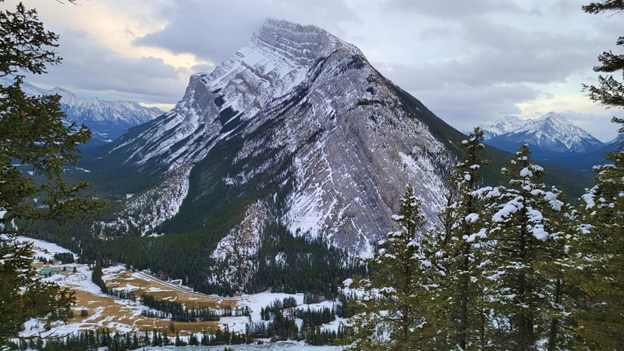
97, 19, 459, 265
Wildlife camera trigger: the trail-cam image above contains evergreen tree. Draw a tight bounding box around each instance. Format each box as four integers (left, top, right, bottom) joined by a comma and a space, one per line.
568, 148, 624, 348
91, 260, 108, 294
565, 1, 624, 348
482, 145, 571, 350
0, 3, 104, 345
435, 127, 491, 350
175, 330, 182, 346
582, 1, 624, 118
346, 187, 440, 350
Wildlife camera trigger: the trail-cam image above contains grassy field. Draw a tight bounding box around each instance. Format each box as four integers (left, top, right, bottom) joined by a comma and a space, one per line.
24, 236, 241, 336
105, 268, 237, 310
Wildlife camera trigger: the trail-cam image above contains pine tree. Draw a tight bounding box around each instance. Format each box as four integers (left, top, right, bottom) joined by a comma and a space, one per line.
565, 1, 624, 348
482, 145, 570, 350
346, 187, 440, 350
582, 1, 624, 120
0, 3, 105, 345
568, 149, 624, 348
435, 127, 491, 350
143, 330, 150, 346
175, 330, 182, 346
91, 260, 108, 294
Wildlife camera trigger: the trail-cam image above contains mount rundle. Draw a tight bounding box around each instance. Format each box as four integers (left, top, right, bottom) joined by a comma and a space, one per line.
91, 19, 465, 287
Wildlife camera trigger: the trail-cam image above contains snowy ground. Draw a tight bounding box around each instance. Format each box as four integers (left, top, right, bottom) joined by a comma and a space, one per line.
222, 291, 346, 333
15, 236, 347, 346
15, 236, 197, 338
144, 341, 341, 350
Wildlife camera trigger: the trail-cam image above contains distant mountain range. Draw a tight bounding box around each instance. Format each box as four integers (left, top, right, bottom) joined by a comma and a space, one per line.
477, 112, 621, 173
1, 77, 163, 146
479, 112, 605, 157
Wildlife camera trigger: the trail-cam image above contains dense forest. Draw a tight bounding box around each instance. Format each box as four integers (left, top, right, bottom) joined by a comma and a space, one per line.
341, 128, 624, 350
15, 328, 250, 351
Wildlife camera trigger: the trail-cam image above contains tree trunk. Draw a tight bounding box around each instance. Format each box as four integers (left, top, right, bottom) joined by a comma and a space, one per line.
547, 279, 562, 351
460, 241, 469, 350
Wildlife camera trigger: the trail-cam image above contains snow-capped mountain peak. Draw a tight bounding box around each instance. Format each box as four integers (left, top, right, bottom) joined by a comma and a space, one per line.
1, 77, 163, 145
539, 111, 566, 123
478, 115, 524, 139
100, 17, 455, 261
112, 18, 371, 171
482, 112, 604, 156
252, 18, 364, 65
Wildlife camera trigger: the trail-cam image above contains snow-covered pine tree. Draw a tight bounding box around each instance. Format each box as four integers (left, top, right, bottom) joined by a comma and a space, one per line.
568, 148, 624, 349
571, 1, 624, 347
346, 186, 440, 351
482, 144, 569, 350
436, 127, 491, 350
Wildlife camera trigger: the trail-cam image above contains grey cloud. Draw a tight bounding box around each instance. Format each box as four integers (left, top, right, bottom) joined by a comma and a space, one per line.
379, 46, 587, 92
133, 0, 358, 64
459, 18, 595, 52
549, 0, 584, 16
406, 83, 541, 131
418, 27, 454, 41
385, 0, 523, 19
374, 13, 602, 93
27, 30, 187, 104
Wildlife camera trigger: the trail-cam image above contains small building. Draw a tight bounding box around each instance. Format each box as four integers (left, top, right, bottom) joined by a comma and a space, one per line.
38, 265, 61, 276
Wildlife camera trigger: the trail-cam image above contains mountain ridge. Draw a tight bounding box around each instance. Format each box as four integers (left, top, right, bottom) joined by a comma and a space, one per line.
0, 77, 163, 145
479, 112, 604, 157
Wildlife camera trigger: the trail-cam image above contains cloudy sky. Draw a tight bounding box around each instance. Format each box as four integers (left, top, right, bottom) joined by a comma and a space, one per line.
4, 0, 623, 141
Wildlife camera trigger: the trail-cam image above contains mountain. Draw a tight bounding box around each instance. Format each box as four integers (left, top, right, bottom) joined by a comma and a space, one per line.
90, 18, 455, 252
477, 115, 524, 140
608, 133, 624, 146
545, 133, 623, 174
480, 112, 604, 157
1, 77, 163, 146
59, 19, 590, 293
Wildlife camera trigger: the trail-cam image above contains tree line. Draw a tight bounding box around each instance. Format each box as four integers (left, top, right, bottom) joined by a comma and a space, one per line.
139, 293, 222, 322
14, 327, 250, 351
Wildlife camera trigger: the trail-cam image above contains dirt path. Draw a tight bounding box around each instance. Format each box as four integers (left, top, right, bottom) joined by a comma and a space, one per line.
132, 271, 204, 295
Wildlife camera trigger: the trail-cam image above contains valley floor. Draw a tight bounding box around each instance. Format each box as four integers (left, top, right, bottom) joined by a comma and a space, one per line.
16, 236, 346, 348
144, 342, 341, 350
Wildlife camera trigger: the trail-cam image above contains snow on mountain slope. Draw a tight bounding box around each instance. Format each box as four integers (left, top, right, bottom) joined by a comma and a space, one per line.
478, 115, 524, 140
608, 133, 624, 146
96, 18, 457, 261
93, 164, 193, 237
0, 77, 162, 144
111, 19, 363, 172
482, 112, 604, 155
210, 201, 269, 289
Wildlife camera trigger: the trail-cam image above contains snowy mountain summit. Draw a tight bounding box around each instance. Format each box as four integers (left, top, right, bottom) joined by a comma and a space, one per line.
112, 18, 366, 170
478, 116, 524, 140
480, 112, 604, 156
1, 77, 163, 145
88, 18, 469, 287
